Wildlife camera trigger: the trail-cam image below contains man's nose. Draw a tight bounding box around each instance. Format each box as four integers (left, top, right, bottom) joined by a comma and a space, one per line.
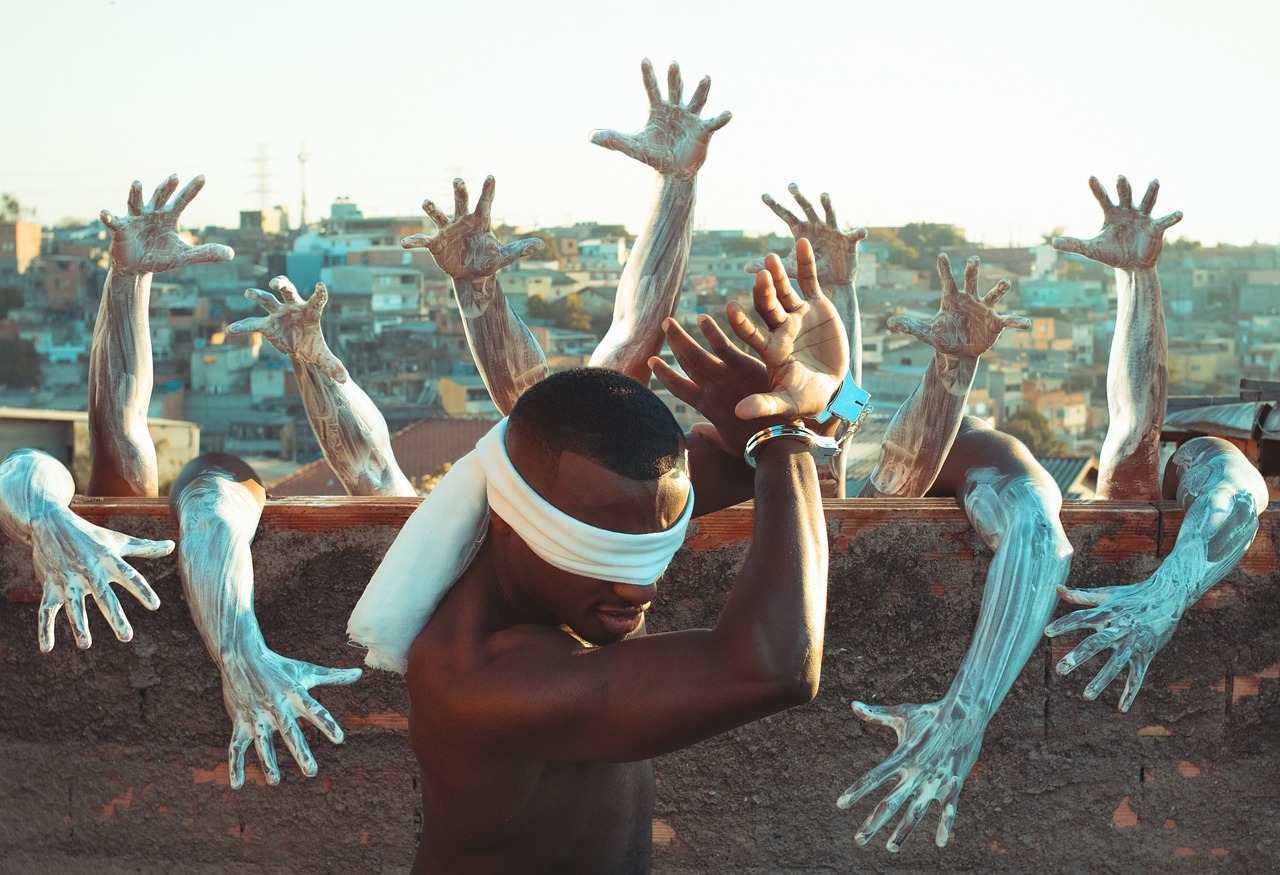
612, 580, 655, 606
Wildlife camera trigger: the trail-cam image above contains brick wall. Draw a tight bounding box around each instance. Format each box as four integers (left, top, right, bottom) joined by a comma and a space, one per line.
1, 498, 1277, 873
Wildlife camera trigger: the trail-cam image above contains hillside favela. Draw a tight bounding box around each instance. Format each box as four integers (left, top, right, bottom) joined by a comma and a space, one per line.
1, 189, 1278, 497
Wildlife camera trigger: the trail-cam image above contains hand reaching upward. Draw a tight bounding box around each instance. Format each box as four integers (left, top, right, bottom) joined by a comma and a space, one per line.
589, 58, 732, 178
229, 276, 349, 383
888, 254, 1030, 359
1053, 175, 1182, 271
100, 175, 233, 276
746, 184, 867, 287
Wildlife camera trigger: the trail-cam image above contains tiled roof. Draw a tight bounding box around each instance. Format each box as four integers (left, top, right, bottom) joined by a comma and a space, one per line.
266, 417, 495, 496
1036, 456, 1100, 500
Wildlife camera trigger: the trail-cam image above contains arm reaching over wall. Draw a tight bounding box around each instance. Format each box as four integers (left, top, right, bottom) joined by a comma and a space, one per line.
1046, 437, 1268, 711
228, 276, 414, 496
588, 58, 731, 382
89, 175, 233, 496
170, 454, 361, 788
859, 255, 1029, 499
839, 419, 1071, 850
1053, 175, 1182, 499
402, 176, 547, 415
0, 449, 172, 651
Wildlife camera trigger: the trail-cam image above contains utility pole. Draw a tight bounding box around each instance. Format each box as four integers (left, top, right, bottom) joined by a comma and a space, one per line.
252, 144, 273, 213
297, 144, 309, 229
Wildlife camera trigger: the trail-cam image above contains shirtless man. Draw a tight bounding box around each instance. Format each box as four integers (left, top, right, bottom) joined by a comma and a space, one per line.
391, 240, 848, 873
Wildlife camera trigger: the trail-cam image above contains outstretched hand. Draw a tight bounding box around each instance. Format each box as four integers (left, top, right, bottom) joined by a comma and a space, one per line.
888, 254, 1030, 359
100, 175, 234, 276
228, 276, 349, 383
1044, 579, 1183, 712
402, 176, 543, 314
838, 699, 981, 850
220, 647, 362, 789
726, 238, 849, 420
746, 185, 867, 287
589, 58, 732, 178
1053, 175, 1182, 271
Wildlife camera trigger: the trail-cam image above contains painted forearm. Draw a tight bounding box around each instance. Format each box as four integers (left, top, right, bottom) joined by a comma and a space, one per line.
293, 360, 415, 496
87, 268, 157, 496
590, 173, 696, 382
453, 275, 549, 415
174, 480, 268, 664
1099, 267, 1166, 499
0, 449, 74, 542
947, 475, 1071, 718
860, 353, 976, 498
830, 282, 862, 387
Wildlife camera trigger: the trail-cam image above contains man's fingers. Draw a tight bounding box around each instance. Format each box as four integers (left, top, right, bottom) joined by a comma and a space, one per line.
228, 723, 252, 790
227, 316, 266, 335
243, 288, 281, 313
662, 317, 720, 383
270, 275, 300, 301
421, 199, 449, 229
666, 60, 682, 106
66, 592, 92, 649
936, 253, 959, 297
588, 129, 646, 164
307, 665, 364, 688
762, 193, 800, 229
640, 57, 661, 106
310, 281, 329, 309
185, 243, 234, 266
735, 391, 798, 420
37, 593, 62, 653
171, 174, 206, 214
836, 759, 900, 810
793, 238, 822, 300
1087, 176, 1113, 211
697, 313, 750, 365
149, 175, 179, 211
821, 192, 838, 227
498, 238, 544, 270
452, 178, 469, 220
100, 210, 121, 233
1083, 646, 1131, 701
1118, 654, 1152, 712
649, 356, 701, 407
1138, 179, 1160, 215
88, 584, 133, 643
1056, 584, 1107, 607
962, 256, 980, 297
788, 183, 820, 223
1045, 603, 1108, 639
1055, 631, 1113, 676
297, 691, 346, 744
983, 279, 1011, 307
476, 175, 496, 219
687, 75, 710, 114
1115, 175, 1133, 210
851, 700, 909, 734
935, 778, 961, 847
887, 793, 932, 852
753, 266, 791, 329
857, 779, 912, 845
1155, 211, 1184, 232
254, 717, 281, 785
119, 536, 176, 561
726, 301, 767, 355
704, 110, 732, 133
1002, 315, 1033, 330
887, 316, 929, 343
110, 560, 162, 610
1052, 235, 1086, 256
278, 716, 318, 777
126, 180, 144, 216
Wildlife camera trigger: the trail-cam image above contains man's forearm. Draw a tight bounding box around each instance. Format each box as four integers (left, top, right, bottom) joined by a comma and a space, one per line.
716, 441, 827, 693
87, 269, 158, 496
453, 275, 549, 415
292, 361, 415, 497
1099, 267, 1166, 500
860, 352, 976, 498
590, 174, 696, 382
0, 450, 72, 542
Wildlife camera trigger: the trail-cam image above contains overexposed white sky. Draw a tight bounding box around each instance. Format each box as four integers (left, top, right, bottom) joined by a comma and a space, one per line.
3, 0, 1277, 245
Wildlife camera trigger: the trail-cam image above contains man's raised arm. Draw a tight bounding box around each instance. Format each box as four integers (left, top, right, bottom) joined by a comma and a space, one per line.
228, 276, 415, 496
859, 254, 1029, 498
89, 175, 233, 496
588, 58, 731, 383
1053, 175, 1182, 499
402, 176, 547, 415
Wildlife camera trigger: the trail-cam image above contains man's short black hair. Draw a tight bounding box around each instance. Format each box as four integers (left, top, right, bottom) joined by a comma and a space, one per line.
507, 368, 684, 481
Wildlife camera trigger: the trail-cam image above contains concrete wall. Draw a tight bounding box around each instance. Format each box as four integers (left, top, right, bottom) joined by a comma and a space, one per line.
1, 498, 1277, 874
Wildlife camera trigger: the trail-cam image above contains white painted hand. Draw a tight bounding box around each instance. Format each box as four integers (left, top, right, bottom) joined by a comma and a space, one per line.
888, 254, 1030, 358
1053, 175, 1182, 271
100, 175, 234, 276
746, 185, 867, 287
228, 276, 349, 382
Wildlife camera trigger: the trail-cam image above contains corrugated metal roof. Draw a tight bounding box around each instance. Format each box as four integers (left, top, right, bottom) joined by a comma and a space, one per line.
1163, 402, 1264, 440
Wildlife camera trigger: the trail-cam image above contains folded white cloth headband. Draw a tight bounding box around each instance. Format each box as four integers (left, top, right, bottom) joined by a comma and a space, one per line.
347, 418, 693, 674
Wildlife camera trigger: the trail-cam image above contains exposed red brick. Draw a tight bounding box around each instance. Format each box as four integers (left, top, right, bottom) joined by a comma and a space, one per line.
345, 711, 409, 731
1174, 847, 1196, 857
1138, 725, 1172, 737
1112, 796, 1139, 828
1177, 761, 1202, 778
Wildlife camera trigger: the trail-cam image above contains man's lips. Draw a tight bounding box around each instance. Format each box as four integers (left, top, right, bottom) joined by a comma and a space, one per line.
597, 605, 648, 637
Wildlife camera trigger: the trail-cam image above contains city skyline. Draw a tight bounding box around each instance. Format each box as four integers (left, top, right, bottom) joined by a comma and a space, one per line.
3, 0, 1278, 247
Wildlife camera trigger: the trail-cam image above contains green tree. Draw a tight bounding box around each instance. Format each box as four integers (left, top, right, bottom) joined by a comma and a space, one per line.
896, 223, 968, 271
1000, 406, 1068, 456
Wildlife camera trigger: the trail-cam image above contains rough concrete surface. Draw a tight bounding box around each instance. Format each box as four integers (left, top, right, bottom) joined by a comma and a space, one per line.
1, 499, 1277, 874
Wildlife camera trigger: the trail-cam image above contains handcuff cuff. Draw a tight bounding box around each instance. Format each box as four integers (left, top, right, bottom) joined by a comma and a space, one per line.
744, 375, 873, 477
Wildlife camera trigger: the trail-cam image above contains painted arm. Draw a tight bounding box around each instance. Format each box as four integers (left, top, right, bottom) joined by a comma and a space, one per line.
1053, 175, 1182, 499
838, 420, 1071, 849
170, 455, 362, 788
1046, 437, 1268, 711
859, 255, 1029, 498
0, 449, 172, 651
402, 176, 546, 415
89, 175, 233, 496
588, 58, 732, 383
227, 276, 414, 496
